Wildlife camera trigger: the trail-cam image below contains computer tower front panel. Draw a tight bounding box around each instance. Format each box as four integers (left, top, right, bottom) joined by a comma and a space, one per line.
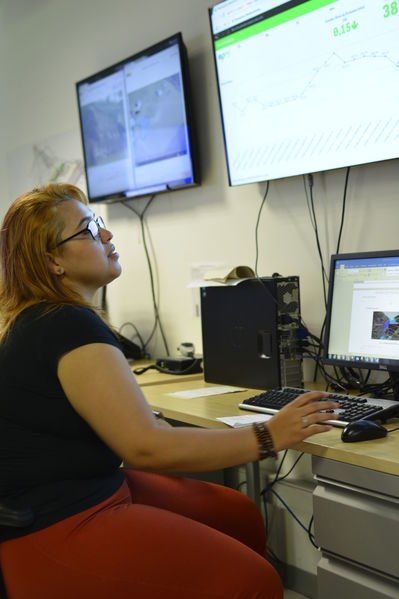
276, 278, 304, 388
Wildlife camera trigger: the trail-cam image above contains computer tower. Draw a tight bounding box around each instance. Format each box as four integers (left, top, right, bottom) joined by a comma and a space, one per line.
200, 277, 303, 390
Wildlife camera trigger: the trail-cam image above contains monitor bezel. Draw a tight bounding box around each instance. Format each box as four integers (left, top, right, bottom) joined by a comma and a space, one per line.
324, 249, 399, 374
208, 0, 399, 187
76, 32, 200, 204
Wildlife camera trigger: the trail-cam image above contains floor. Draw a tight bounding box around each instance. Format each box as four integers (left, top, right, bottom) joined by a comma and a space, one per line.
284, 590, 308, 599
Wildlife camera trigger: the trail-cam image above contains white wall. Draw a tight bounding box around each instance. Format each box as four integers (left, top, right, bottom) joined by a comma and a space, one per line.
0, 2, 8, 201
2, 0, 398, 369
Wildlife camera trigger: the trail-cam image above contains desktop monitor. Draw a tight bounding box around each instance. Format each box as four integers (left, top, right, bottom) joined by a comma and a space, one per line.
209, 0, 399, 185
76, 33, 200, 203
324, 250, 399, 379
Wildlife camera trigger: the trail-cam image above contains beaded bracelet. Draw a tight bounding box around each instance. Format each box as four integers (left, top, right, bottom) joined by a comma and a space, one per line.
252, 422, 277, 459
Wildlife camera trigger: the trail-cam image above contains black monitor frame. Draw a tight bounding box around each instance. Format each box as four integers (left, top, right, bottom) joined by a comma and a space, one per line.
324, 250, 399, 383
76, 32, 200, 203
208, 0, 399, 186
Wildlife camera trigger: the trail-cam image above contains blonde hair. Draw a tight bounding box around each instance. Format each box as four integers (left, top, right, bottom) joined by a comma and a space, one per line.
0, 182, 93, 341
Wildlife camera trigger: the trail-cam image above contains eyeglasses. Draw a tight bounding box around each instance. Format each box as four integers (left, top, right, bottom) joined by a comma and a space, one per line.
56, 216, 106, 247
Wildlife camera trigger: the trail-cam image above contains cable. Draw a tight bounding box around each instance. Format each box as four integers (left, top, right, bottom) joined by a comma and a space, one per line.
300, 316, 394, 395
303, 174, 328, 382
336, 166, 350, 254
261, 451, 319, 557
274, 452, 304, 484
254, 181, 270, 277
261, 452, 305, 533
302, 343, 395, 396
122, 197, 170, 356
253, 180, 306, 339
119, 321, 146, 352
297, 320, 354, 390
304, 169, 352, 383
252, 182, 287, 315
307, 515, 319, 549
268, 487, 318, 543
273, 450, 287, 483
303, 174, 316, 231
236, 480, 247, 491
262, 487, 270, 536
306, 174, 329, 308
312, 316, 326, 382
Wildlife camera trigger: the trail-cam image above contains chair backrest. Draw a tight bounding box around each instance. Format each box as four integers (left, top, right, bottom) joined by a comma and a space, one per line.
0, 503, 34, 599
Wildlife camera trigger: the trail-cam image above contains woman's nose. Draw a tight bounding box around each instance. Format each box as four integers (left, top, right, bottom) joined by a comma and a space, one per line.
100, 227, 113, 243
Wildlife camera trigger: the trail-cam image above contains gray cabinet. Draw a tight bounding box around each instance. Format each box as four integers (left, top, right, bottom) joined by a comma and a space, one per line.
312, 456, 399, 599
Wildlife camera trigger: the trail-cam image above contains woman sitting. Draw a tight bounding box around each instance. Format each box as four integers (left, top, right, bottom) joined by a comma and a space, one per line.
0, 183, 337, 598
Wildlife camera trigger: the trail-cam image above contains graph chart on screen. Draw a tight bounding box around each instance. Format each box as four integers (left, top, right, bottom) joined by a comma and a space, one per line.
210, 0, 399, 184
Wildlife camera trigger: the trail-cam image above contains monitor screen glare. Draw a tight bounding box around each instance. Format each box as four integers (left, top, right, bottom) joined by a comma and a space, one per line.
209, 0, 399, 185
77, 34, 198, 202
324, 251, 399, 372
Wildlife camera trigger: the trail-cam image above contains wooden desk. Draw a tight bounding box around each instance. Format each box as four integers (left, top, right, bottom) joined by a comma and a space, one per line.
142, 379, 249, 426
141, 378, 399, 598
130, 360, 203, 387
142, 378, 399, 473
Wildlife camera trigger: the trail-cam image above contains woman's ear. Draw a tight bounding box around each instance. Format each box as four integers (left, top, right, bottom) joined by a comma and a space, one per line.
46, 252, 64, 276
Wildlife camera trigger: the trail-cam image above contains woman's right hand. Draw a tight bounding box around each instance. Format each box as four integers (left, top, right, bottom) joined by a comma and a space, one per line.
266, 391, 339, 452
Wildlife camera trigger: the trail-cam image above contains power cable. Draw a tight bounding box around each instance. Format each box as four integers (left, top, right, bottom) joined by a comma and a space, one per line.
254, 181, 270, 277
122, 196, 170, 356
306, 174, 328, 308
261, 451, 320, 555
306, 168, 350, 382
336, 166, 351, 254
119, 321, 146, 353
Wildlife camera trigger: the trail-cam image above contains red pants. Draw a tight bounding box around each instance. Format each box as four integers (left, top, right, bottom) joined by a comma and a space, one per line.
0, 470, 283, 598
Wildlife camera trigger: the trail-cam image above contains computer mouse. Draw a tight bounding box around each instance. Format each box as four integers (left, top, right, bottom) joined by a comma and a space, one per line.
341, 419, 387, 443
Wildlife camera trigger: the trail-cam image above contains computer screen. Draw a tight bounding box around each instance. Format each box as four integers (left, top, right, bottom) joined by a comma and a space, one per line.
324, 250, 399, 374
209, 0, 399, 186
76, 33, 200, 203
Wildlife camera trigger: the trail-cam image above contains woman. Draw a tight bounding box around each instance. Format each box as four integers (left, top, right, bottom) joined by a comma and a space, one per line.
0, 183, 337, 598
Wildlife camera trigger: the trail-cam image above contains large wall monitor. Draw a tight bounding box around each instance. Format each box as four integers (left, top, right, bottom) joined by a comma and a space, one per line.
209, 0, 399, 185
324, 250, 399, 375
76, 33, 199, 203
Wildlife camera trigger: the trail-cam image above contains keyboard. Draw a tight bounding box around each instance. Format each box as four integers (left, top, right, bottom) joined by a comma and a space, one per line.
239, 386, 399, 428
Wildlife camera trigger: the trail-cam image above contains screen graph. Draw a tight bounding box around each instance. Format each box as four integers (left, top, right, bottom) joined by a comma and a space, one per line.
210, 0, 399, 184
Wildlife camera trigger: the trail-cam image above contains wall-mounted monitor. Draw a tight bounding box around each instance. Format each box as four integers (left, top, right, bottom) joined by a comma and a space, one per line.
209, 0, 399, 185
324, 250, 399, 375
76, 33, 200, 203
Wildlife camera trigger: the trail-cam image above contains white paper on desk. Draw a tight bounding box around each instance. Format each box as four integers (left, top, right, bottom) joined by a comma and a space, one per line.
217, 414, 273, 428
168, 386, 245, 399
